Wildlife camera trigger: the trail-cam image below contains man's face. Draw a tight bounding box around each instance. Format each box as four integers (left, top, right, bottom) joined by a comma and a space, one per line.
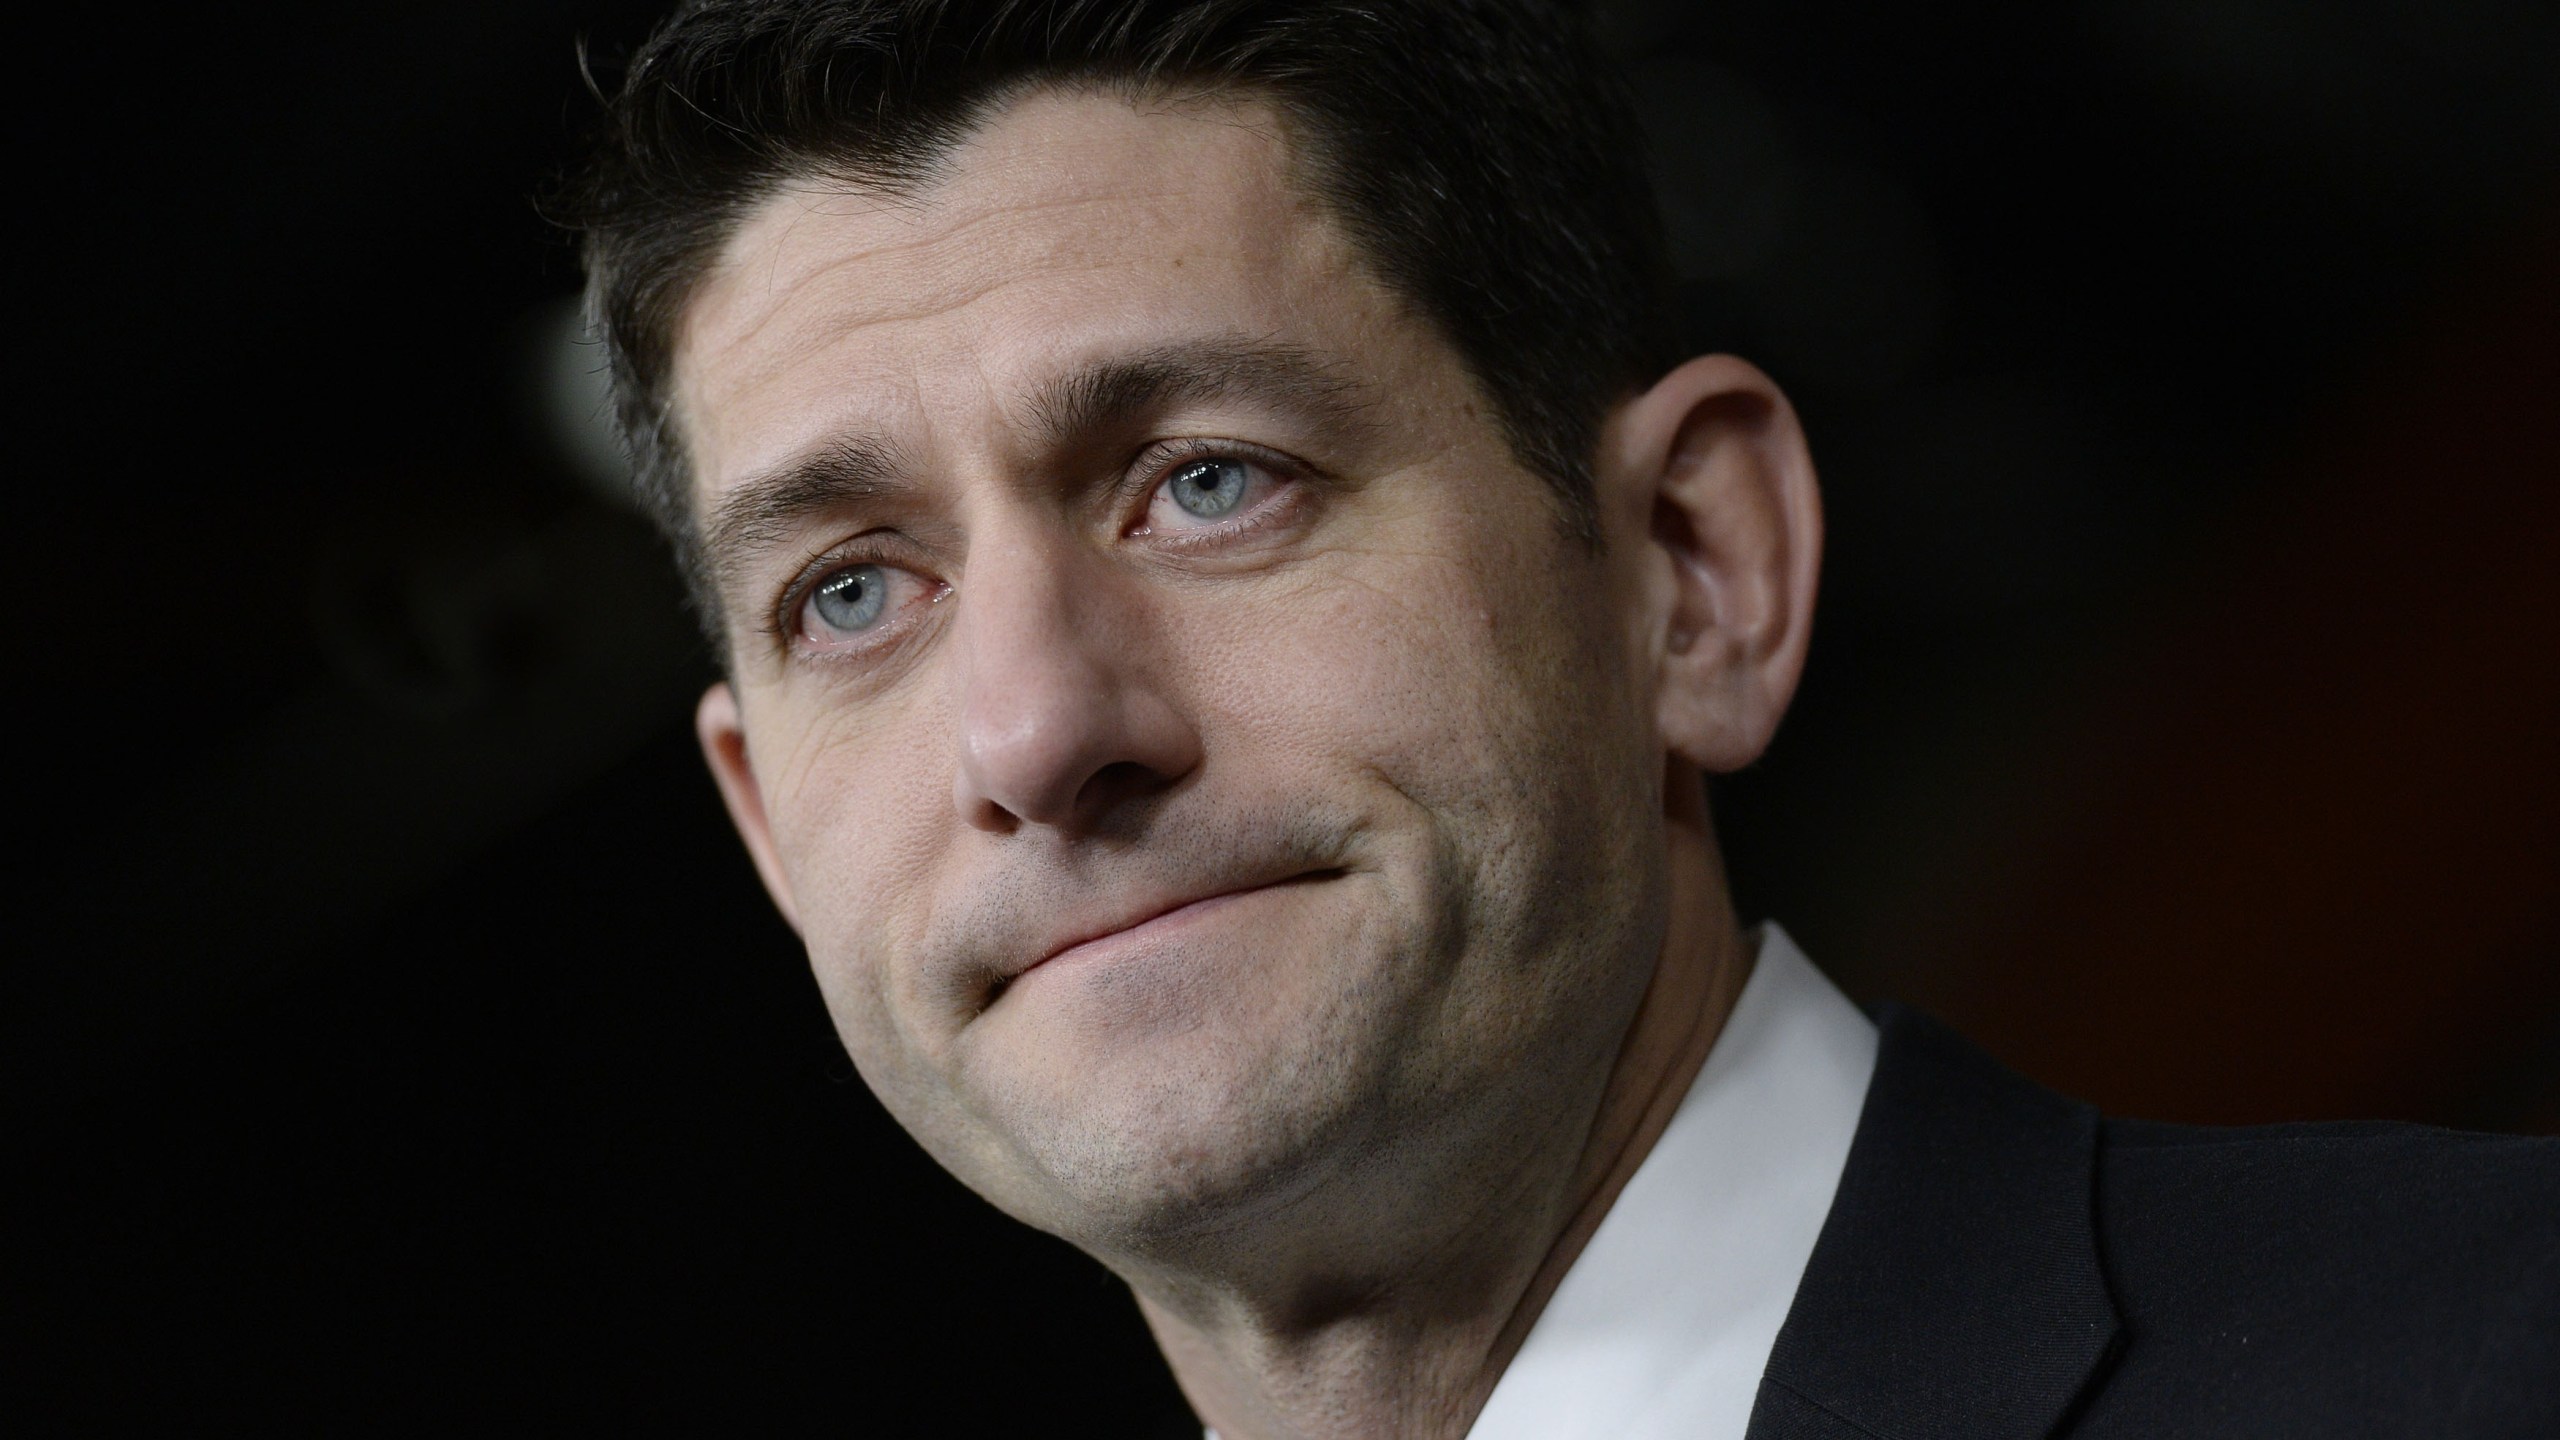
674, 90, 1673, 1247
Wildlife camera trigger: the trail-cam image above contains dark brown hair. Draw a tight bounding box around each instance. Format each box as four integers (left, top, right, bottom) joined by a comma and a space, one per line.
560, 0, 1674, 627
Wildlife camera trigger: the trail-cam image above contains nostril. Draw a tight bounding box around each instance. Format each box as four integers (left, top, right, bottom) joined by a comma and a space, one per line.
1077, 757, 1182, 815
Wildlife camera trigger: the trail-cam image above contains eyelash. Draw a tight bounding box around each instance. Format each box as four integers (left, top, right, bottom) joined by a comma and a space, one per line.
766, 534, 941, 653
766, 437, 1313, 653
1121, 436, 1306, 543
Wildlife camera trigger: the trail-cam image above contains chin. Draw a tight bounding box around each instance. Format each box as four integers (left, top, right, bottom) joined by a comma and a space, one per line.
1031, 1054, 1383, 1255
959, 933, 1405, 1248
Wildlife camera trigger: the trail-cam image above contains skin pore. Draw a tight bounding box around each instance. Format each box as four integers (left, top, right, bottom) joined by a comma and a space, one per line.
674, 88, 1821, 1440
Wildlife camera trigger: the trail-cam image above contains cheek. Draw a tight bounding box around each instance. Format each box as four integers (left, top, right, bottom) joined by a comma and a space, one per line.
1281, 591, 1482, 769
1215, 502, 1657, 1004
1219, 511, 1624, 809
749, 689, 955, 1044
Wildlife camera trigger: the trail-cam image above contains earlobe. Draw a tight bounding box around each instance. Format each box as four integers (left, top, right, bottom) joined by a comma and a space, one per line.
1605, 355, 1823, 773
696, 682, 804, 935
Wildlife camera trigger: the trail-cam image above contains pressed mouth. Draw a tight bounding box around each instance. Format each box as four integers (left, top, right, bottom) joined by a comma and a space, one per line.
996, 867, 1346, 997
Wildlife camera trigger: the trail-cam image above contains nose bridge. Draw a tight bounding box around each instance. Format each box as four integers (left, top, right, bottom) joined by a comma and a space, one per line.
949, 520, 1187, 830
960, 525, 1106, 735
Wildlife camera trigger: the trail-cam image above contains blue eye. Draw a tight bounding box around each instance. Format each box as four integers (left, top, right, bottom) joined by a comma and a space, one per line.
810, 564, 889, 633
1166, 457, 1250, 518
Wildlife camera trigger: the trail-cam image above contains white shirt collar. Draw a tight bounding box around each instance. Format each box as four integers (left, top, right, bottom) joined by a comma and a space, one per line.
1200, 925, 1877, 1440
1464, 923, 1879, 1440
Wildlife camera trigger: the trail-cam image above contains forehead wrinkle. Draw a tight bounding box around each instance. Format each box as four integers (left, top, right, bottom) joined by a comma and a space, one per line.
698, 181, 1201, 371
687, 81, 1305, 363
677, 93, 1355, 476
680, 197, 1306, 479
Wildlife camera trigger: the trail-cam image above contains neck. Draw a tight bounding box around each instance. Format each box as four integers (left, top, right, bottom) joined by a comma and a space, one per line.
1134, 769, 1753, 1439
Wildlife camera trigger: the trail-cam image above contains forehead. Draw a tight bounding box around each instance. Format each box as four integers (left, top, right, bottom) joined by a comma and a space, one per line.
671, 87, 1384, 501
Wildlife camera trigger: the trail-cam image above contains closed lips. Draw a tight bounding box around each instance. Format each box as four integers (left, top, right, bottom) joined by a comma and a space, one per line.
1013, 870, 1343, 981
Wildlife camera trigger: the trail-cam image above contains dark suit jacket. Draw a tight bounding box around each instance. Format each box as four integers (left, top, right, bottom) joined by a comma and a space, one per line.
1744, 1006, 2560, 1440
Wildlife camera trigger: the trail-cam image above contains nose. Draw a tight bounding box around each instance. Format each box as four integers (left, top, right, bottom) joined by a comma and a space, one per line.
950, 536, 1202, 833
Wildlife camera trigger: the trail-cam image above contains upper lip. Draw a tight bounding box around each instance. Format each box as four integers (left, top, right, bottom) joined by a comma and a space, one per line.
1004, 870, 1326, 982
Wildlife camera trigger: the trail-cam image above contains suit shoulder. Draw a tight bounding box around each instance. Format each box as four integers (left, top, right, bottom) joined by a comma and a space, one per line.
2079, 1117, 2558, 1436
2096, 1115, 2557, 1287
2098, 1114, 2558, 1236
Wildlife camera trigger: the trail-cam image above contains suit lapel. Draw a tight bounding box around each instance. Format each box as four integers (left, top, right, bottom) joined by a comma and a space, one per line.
1743, 1006, 2120, 1440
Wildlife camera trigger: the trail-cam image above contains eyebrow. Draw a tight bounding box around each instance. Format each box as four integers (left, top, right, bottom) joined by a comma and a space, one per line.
702, 434, 908, 597
699, 337, 1378, 598
1024, 337, 1374, 456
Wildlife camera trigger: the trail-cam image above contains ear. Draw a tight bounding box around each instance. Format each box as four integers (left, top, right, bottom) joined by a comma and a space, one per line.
696, 682, 804, 935
1597, 355, 1822, 773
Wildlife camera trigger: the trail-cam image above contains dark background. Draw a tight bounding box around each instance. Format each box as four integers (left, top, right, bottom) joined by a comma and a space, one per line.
17, 0, 2558, 1429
